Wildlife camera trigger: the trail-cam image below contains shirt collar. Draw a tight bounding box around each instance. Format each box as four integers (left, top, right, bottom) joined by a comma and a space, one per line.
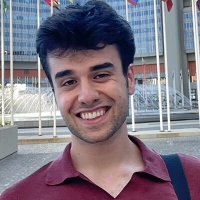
128, 135, 170, 181
46, 135, 170, 185
46, 143, 80, 185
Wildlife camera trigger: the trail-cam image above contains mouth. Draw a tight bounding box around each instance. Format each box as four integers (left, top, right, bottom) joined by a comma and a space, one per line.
77, 107, 110, 120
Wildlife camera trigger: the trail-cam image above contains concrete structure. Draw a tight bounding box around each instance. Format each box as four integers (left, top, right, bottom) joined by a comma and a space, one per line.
0, 125, 18, 160
0, 0, 199, 99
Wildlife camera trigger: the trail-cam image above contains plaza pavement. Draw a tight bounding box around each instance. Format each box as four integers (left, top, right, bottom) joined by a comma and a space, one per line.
1, 119, 200, 194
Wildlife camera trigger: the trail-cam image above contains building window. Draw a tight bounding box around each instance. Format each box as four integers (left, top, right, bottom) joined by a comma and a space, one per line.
24, 69, 29, 74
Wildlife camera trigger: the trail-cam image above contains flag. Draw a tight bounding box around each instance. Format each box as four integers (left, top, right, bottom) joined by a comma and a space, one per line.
197, 0, 200, 11
180, 69, 182, 80
3, 0, 7, 13
44, 0, 60, 10
35, 77, 37, 85
127, 0, 138, 6
161, 0, 173, 12
25, 77, 29, 84
172, 71, 174, 80
17, 78, 23, 84
69, 0, 73, 3
4, 79, 8, 86
188, 69, 190, 80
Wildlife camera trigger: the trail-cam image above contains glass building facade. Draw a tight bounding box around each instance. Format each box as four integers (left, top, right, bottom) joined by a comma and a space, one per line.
0, 0, 199, 62
1, 0, 163, 62
183, 7, 200, 52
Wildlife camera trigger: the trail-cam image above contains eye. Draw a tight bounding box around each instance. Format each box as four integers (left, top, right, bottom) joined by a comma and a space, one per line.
95, 73, 110, 79
63, 79, 77, 86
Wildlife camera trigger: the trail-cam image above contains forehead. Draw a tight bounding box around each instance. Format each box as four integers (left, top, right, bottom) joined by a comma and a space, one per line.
48, 45, 122, 73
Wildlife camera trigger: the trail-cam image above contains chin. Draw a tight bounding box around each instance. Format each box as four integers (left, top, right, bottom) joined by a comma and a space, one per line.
72, 129, 118, 144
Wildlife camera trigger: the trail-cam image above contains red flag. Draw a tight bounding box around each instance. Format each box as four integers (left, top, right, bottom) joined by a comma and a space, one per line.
162, 0, 173, 12
44, 0, 60, 10
127, 0, 138, 6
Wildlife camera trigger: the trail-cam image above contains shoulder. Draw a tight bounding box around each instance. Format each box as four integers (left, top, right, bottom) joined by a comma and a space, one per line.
178, 153, 200, 172
0, 162, 52, 200
178, 154, 200, 199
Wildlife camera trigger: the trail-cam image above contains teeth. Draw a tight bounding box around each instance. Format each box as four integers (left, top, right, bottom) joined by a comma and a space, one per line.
80, 110, 105, 120
93, 112, 97, 118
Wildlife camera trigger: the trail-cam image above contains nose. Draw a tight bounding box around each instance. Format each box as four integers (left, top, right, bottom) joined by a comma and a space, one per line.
78, 81, 100, 105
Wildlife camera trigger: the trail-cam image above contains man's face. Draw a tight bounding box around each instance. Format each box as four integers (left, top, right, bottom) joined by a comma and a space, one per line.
49, 45, 134, 144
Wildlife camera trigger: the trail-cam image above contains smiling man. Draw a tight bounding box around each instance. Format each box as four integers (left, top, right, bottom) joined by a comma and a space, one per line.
1, 0, 200, 199
50, 46, 133, 144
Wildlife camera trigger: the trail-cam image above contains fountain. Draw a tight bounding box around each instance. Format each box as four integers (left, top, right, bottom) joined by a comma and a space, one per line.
0, 84, 53, 114
132, 84, 192, 112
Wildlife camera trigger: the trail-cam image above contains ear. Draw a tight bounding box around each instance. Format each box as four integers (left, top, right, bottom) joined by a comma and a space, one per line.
127, 63, 134, 95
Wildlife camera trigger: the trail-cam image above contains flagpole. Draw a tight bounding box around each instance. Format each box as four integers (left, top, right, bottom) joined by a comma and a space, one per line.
9, 0, 14, 125
180, 70, 184, 107
172, 71, 176, 108
126, 1, 135, 132
194, 2, 200, 86
50, 0, 57, 137
37, 0, 42, 136
130, 95, 135, 132
191, 0, 200, 127
32, 76, 33, 87
125, 0, 129, 21
51, 0, 53, 14
1, 0, 5, 126
162, 2, 171, 131
154, 0, 163, 131
188, 69, 192, 107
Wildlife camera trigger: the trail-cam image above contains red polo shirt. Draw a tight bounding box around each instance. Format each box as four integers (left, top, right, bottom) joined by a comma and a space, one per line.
1, 135, 200, 200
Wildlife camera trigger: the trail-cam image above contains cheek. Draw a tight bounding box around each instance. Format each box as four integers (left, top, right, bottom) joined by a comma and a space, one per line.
55, 93, 71, 112
110, 88, 128, 104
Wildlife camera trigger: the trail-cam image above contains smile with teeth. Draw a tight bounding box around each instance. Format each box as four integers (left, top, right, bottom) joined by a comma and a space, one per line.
80, 109, 106, 120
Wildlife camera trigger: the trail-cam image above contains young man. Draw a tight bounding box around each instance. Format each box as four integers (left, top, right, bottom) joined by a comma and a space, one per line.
1, 0, 200, 199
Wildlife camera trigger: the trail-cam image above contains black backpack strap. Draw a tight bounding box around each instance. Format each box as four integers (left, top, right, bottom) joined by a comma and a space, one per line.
161, 154, 191, 200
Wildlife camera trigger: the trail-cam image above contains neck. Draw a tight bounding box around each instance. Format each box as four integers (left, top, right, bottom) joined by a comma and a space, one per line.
70, 124, 142, 172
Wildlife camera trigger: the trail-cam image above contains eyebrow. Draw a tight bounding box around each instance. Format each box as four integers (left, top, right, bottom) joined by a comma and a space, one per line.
55, 70, 73, 79
90, 62, 114, 72
55, 62, 114, 79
